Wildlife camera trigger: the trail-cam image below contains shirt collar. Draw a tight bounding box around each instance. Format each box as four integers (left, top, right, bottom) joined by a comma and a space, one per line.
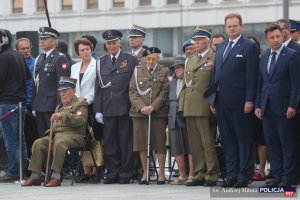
110, 49, 121, 60
44, 48, 54, 58
132, 47, 142, 56
198, 48, 210, 58
271, 44, 284, 56
229, 34, 242, 45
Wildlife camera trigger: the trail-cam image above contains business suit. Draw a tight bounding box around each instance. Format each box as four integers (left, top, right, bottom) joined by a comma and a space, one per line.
179, 49, 219, 182
256, 46, 299, 183
70, 58, 96, 105
286, 39, 300, 182
213, 36, 259, 183
94, 50, 138, 181
33, 49, 70, 137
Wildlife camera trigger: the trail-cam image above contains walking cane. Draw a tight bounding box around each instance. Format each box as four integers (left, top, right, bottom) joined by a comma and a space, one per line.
44, 121, 53, 185
146, 90, 152, 185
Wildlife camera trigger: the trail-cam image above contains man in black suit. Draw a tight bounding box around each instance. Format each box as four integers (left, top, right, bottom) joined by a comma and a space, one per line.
94, 29, 139, 184
255, 23, 300, 187
32, 27, 70, 138
211, 13, 260, 188
276, 19, 300, 183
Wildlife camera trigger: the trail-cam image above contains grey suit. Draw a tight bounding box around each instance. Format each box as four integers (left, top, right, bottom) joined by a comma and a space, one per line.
94, 50, 139, 181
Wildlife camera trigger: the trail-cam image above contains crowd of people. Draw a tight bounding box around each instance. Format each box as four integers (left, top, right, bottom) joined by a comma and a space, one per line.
0, 12, 300, 189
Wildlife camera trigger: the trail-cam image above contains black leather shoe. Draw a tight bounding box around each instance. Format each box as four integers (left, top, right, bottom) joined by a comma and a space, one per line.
234, 181, 248, 188
119, 179, 131, 184
222, 179, 237, 187
104, 178, 119, 184
203, 180, 216, 187
263, 179, 281, 187
185, 179, 204, 186
278, 180, 292, 187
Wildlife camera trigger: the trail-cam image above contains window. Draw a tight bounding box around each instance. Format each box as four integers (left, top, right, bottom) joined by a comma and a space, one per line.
167, 0, 179, 4
13, 0, 23, 13
37, 0, 45, 11
62, 0, 72, 10
87, 0, 98, 9
113, 0, 124, 8
140, 0, 151, 6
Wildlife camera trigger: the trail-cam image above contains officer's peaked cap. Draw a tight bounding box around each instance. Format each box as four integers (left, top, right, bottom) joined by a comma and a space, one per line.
39, 27, 60, 39
102, 29, 122, 42
129, 24, 146, 37
58, 76, 77, 91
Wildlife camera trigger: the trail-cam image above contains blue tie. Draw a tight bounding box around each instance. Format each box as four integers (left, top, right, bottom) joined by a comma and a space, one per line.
223, 41, 234, 60
268, 52, 277, 77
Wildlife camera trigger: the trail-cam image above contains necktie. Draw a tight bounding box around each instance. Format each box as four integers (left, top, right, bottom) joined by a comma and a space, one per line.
112, 56, 116, 66
268, 51, 277, 77
223, 41, 234, 60
42, 53, 46, 61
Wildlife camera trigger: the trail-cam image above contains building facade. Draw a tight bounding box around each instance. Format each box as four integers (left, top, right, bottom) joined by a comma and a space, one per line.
1, 0, 300, 58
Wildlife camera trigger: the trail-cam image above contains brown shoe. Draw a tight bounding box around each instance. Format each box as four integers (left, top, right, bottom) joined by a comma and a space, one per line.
21, 177, 41, 186
45, 178, 61, 187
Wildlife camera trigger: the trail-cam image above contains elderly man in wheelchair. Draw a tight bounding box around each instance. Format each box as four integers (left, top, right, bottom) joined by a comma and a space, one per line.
22, 77, 88, 187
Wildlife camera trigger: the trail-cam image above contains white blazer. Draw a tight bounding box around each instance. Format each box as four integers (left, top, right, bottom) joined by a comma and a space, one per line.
71, 57, 96, 105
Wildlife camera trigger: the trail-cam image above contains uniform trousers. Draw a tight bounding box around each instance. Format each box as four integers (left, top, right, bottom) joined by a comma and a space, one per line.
186, 116, 219, 182
28, 134, 84, 174
102, 115, 133, 181
36, 112, 52, 138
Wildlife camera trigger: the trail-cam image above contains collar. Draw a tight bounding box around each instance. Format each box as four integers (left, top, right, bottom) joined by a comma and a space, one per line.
147, 64, 158, 72
132, 47, 143, 56
110, 49, 121, 60
283, 38, 292, 47
44, 48, 54, 58
271, 44, 284, 56
229, 34, 242, 46
198, 48, 210, 58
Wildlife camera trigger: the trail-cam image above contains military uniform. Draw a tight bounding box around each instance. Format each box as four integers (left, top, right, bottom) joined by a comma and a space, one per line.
33, 27, 70, 138
129, 64, 169, 153
94, 30, 139, 182
28, 96, 88, 174
179, 48, 219, 183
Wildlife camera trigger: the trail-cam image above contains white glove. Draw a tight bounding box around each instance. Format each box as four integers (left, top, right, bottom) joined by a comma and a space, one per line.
95, 113, 104, 124
32, 110, 36, 117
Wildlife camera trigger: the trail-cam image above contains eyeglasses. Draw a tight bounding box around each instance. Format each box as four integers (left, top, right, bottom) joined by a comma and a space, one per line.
146, 57, 157, 62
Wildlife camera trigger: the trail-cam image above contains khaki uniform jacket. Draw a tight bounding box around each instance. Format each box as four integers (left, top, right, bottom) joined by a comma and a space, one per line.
51, 96, 88, 136
179, 49, 215, 117
129, 64, 169, 118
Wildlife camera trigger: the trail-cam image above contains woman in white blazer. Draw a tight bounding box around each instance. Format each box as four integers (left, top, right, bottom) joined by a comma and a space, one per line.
70, 38, 99, 183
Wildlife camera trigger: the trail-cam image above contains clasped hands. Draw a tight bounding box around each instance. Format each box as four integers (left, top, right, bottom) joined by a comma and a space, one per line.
141, 106, 154, 115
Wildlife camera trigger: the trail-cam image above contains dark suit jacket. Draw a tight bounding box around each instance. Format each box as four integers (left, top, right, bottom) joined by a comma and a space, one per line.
214, 36, 260, 109
287, 40, 300, 52
32, 49, 70, 112
94, 50, 139, 116
255, 46, 300, 116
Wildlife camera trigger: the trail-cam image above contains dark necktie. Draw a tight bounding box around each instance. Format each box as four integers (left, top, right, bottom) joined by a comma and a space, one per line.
268, 51, 277, 77
42, 53, 46, 61
112, 56, 116, 66
223, 41, 234, 60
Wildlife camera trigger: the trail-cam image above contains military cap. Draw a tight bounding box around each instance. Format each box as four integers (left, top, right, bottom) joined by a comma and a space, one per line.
170, 57, 186, 69
102, 29, 122, 42
192, 26, 212, 39
129, 24, 146, 37
182, 39, 194, 53
39, 27, 60, 38
142, 47, 161, 57
58, 76, 77, 91
289, 19, 300, 32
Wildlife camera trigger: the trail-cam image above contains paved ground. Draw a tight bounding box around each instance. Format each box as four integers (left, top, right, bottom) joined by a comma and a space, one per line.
0, 178, 298, 200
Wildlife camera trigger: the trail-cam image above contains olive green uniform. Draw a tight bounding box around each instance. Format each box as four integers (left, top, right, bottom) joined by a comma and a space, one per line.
179, 49, 219, 182
28, 97, 88, 174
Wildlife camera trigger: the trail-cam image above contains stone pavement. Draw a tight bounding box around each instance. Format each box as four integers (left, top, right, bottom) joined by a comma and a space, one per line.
0, 179, 297, 200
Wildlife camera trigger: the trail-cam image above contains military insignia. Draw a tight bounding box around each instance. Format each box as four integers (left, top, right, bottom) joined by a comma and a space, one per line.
120, 59, 128, 69
203, 60, 213, 67
61, 63, 67, 69
76, 111, 82, 116
139, 81, 143, 85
